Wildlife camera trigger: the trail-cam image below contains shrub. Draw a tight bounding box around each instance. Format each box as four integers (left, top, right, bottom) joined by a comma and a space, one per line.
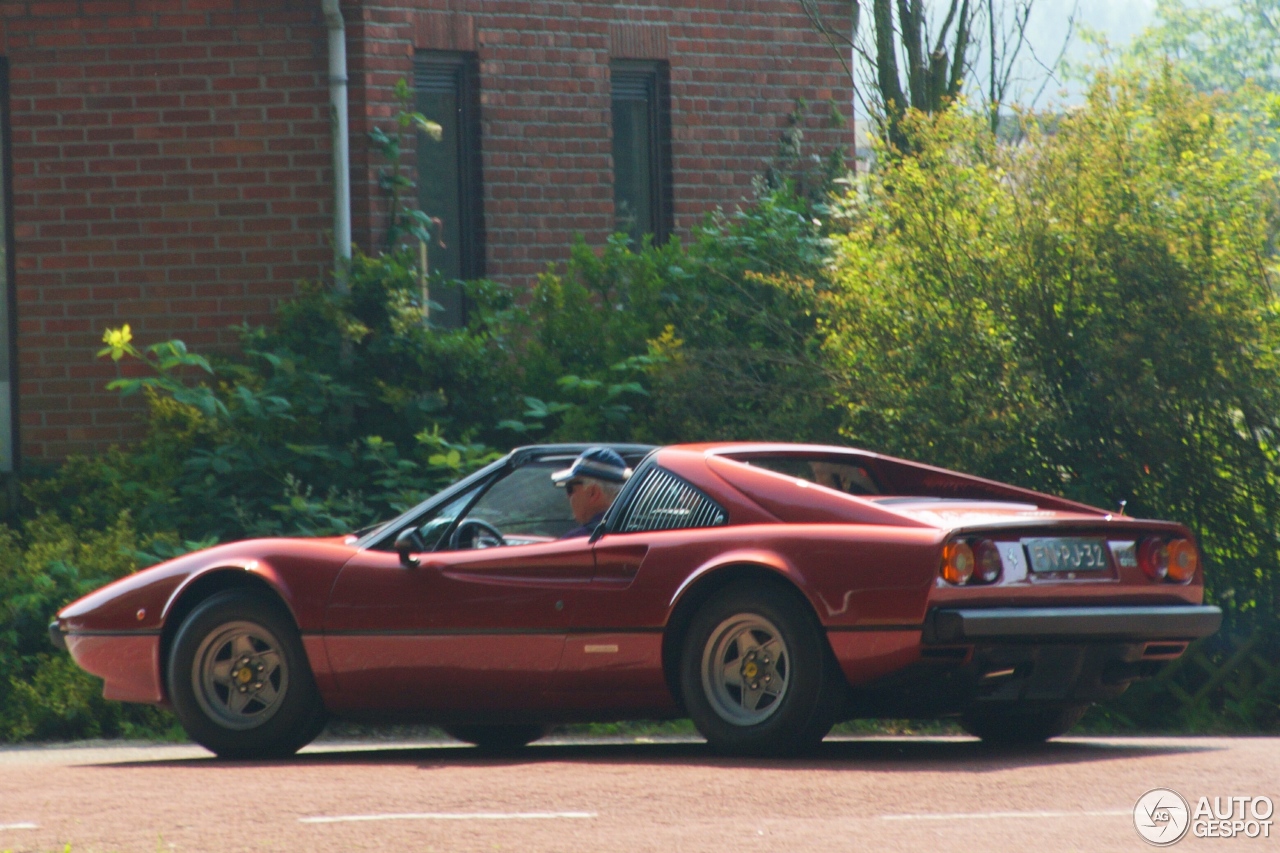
819, 69, 1280, 629
0, 513, 178, 741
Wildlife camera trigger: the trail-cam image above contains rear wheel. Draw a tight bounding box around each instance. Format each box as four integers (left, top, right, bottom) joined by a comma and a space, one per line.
959, 702, 1089, 745
168, 590, 326, 759
443, 724, 547, 752
679, 581, 844, 757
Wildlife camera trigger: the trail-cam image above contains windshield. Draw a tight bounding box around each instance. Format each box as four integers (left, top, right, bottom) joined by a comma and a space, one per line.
462, 459, 579, 540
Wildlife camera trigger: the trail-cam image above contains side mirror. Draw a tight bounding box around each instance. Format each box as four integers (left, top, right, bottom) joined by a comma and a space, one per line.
393, 527, 427, 568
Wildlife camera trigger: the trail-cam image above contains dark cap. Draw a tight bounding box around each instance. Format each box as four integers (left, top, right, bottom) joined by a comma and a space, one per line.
551, 447, 632, 486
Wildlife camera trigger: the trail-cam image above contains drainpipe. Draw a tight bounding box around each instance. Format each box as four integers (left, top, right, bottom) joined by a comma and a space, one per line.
322, 0, 352, 291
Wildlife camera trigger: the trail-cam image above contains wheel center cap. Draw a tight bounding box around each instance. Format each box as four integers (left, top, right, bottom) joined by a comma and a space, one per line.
235, 665, 254, 685
742, 660, 759, 679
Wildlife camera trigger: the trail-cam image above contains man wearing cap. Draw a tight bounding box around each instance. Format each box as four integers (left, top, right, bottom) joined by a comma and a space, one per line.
552, 447, 632, 538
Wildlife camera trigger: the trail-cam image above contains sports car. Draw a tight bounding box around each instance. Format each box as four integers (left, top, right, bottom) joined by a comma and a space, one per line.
50, 442, 1222, 757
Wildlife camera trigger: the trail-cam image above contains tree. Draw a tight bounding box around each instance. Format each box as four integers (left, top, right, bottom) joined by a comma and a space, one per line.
1128, 0, 1280, 94
819, 68, 1280, 625
800, 1, 1067, 150
869, 0, 972, 143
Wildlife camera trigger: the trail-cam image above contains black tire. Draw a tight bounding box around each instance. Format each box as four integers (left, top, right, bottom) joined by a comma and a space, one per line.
443, 724, 547, 752
679, 581, 844, 757
959, 702, 1089, 745
167, 590, 327, 759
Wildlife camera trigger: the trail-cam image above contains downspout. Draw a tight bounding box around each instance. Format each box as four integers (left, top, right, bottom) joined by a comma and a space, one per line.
322, 0, 352, 292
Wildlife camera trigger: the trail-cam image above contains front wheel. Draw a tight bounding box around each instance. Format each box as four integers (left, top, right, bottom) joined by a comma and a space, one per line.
679, 582, 844, 757
959, 702, 1089, 745
168, 590, 326, 759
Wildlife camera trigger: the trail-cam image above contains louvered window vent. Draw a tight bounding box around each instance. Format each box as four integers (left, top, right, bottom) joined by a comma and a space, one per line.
616, 467, 728, 533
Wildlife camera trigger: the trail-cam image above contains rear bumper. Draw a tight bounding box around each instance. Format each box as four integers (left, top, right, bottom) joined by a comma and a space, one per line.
926, 605, 1222, 644
841, 605, 1221, 718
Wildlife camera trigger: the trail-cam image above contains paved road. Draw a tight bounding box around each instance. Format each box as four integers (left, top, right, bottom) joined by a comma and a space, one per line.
0, 734, 1275, 852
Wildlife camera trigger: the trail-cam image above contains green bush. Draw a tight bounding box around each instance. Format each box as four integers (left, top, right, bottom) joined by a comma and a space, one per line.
510, 187, 841, 443
75, 253, 512, 541
818, 69, 1280, 632
32, 186, 840, 543
0, 513, 179, 741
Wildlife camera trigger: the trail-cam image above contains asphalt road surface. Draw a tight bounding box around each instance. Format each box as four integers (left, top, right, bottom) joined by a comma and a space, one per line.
1, 734, 1276, 852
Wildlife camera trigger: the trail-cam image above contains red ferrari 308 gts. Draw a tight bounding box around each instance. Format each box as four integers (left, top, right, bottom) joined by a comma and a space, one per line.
50, 443, 1221, 757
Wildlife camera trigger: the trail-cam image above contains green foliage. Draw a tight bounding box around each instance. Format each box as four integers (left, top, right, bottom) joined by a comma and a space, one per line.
374, 78, 444, 251
78, 252, 509, 541
821, 68, 1280, 627
24, 181, 841, 547
0, 513, 178, 741
509, 187, 842, 443
1128, 0, 1280, 94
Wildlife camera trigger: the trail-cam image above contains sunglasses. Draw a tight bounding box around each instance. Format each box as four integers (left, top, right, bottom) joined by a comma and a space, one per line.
564, 480, 586, 496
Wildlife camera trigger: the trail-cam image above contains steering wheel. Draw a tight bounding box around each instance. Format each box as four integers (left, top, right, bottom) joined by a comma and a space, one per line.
450, 517, 508, 550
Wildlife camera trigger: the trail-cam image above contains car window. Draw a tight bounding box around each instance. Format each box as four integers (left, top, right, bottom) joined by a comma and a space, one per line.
613, 466, 727, 533
412, 486, 484, 551
738, 456, 880, 495
455, 459, 579, 544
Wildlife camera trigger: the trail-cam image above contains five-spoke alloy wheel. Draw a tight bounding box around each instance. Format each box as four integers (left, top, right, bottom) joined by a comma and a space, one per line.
169, 590, 326, 759
680, 581, 843, 757
191, 620, 290, 730
700, 614, 791, 726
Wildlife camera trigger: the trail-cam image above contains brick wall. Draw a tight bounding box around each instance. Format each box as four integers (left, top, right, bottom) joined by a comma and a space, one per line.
350, 0, 854, 281
2, 0, 853, 462
1, 0, 332, 461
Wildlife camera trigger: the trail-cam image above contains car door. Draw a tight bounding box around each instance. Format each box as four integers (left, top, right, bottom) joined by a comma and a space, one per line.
323, 459, 592, 714
557, 464, 731, 714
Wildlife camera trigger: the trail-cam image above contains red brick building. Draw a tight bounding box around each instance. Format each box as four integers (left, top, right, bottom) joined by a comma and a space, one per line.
0, 0, 853, 469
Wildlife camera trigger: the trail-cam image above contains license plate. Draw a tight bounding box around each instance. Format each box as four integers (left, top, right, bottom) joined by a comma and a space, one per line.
1023, 537, 1111, 573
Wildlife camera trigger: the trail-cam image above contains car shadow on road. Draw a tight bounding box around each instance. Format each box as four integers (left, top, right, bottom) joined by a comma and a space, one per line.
93, 735, 1223, 774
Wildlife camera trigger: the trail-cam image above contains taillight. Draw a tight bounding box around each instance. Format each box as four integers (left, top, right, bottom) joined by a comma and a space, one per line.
1166, 539, 1199, 583
941, 541, 975, 585
1138, 538, 1169, 580
1137, 536, 1197, 583
973, 539, 1002, 584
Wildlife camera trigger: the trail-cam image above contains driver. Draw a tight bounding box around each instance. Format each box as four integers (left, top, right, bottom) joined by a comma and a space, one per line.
552, 447, 632, 538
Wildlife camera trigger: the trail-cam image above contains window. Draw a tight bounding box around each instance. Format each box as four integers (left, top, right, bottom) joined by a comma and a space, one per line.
736, 456, 880, 495
613, 466, 727, 533
457, 459, 579, 543
611, 61, 671, 247
407, 459, 582, 551
414, 52, 484, 329
411, 486, 484, 552
1, 58, 14, 474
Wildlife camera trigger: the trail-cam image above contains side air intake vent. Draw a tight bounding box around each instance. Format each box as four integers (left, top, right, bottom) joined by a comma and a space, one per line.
616, 467, 728, 533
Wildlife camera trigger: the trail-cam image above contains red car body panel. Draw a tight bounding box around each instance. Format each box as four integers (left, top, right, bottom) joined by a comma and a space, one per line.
65, 634, 164, 703
53, 442, 1216, 724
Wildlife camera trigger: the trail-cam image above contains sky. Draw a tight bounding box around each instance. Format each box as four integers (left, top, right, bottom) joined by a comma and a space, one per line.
1037, 0, 1160, 47
1013, 0, 1162, 104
